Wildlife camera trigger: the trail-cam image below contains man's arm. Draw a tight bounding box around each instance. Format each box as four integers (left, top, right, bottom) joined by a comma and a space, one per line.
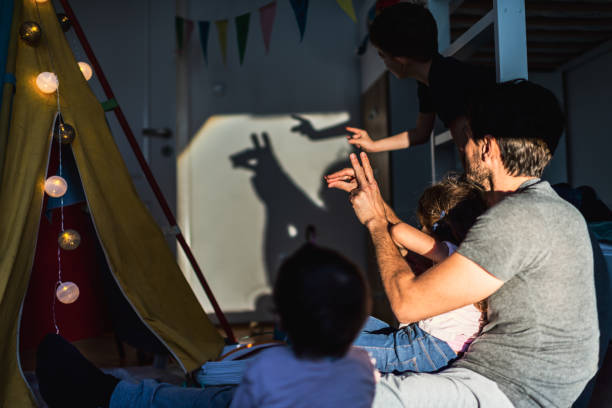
348, 152, 503, 323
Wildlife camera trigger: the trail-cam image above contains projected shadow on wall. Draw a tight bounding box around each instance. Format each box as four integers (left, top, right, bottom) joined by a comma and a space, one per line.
230, 132, 364, 314
290, 114, 351, 140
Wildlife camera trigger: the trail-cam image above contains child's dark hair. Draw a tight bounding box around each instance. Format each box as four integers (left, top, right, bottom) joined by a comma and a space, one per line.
369, 3, 438, 61
417, 174, 487, 246
273, 244, 370, 359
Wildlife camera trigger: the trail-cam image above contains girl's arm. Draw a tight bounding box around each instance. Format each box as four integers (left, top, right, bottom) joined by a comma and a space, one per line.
390, 223, 449, 263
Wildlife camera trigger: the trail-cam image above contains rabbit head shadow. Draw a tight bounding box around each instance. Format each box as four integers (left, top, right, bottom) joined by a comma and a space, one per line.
229, 134, 365, 291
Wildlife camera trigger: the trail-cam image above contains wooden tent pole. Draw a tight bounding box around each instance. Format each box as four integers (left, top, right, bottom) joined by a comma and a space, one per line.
58, 0, 236, 344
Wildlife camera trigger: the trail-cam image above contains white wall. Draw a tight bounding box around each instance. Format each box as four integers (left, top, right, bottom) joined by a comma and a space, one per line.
564, 49, 612, 208
58, 0, 177, 241
177, 0, 368, 322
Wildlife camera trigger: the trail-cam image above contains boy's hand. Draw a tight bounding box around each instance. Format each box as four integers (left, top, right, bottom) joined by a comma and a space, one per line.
348, 152, 387, 229
346, 127, 377, 152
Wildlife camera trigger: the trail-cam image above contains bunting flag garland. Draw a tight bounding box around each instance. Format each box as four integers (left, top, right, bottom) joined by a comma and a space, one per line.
235, 13, 250, 65
183, 0, 361, 66
335, 0, 357, 23
259, 2, 277, 55
198, 21, 210, 64
289, 0, 309, 42
175, 16, 184, 51
215, 20, 229, 65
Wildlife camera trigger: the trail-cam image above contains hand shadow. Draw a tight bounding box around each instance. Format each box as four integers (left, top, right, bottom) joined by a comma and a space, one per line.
290, 114, 351, 141
229, 134, 364, 293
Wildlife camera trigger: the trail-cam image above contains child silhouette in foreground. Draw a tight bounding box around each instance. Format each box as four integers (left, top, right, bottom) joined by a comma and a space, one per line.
353, 174, 488, 373
36, 245, 376, 408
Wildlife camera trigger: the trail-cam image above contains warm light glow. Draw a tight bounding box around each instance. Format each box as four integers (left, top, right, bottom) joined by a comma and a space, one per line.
44, 176, 67, 197
36, 72, 58, 94
58, 122, 76, 144
78, 62, 93, 81
58, 229, 81, 250
56, 282, 79, 304
35, 0, 49, 3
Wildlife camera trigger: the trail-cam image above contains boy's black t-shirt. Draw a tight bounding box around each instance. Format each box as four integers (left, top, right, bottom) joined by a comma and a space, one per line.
417, 54, 496, 127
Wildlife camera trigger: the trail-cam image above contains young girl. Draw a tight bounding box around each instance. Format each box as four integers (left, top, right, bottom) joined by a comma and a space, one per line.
353, 174, 488, 373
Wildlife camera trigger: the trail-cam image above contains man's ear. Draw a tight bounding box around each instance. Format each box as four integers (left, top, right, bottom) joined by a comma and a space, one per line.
482, 135, 500, 166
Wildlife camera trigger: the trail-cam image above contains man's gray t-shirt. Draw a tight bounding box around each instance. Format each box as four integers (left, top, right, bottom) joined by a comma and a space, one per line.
455, 180, 599, 407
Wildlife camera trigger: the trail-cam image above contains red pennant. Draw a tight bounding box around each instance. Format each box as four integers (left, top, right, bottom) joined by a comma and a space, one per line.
259, 1, 277, 54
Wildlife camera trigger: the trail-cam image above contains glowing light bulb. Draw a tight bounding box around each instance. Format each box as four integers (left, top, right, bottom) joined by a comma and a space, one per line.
78, 62, 92, 81
36, 0, 49, 3
44, 176, 67, 197
19, 22, 42, 46
58, 229, 81, 250
57, 122, 76, 144
36, 72, 58, 94
56, 282, 79, 304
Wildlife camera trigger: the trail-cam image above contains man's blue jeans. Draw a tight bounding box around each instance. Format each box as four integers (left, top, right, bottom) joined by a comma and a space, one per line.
353, 316, 456, 373
109, 380, 236, 408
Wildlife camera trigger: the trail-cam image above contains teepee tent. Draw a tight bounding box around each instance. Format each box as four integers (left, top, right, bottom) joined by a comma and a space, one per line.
0, 1, 225, 405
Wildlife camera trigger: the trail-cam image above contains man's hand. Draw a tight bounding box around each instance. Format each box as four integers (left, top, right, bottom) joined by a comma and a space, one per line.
325, 167, 357, 192
346, 127, 378, 152
347, 152, 388, 229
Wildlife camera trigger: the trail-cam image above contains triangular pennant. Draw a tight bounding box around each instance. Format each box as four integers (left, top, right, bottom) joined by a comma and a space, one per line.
185, 19, 194, 46
336, 0, 357, 22
175, 16, 184, 51
235, 13, 250, 65
198, 21, 210, 64
259, 2, 277, 54
215, 20, 229, 65
289, 0, 309, 41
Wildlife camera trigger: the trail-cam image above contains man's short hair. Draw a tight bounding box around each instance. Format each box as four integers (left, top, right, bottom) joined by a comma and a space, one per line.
274, 244, 369, 359
369, 3, 438, 61
468, 80, 565, 178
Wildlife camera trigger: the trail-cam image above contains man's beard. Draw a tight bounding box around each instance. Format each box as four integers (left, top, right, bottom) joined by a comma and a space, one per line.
464, 150, 492, 190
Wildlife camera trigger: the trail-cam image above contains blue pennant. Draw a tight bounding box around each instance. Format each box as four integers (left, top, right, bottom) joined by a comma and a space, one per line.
289, 0, 309, 41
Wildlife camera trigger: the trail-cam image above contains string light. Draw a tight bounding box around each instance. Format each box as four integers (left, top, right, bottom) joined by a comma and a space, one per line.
58, 229, 81, 251
44, 176, 67, 197
19, 22, 42, 46
78, 62, 92, 81
56, 282, 80, 304
57, 13, 71, 32
36, 72, 58, 94
57, 122, 76, 144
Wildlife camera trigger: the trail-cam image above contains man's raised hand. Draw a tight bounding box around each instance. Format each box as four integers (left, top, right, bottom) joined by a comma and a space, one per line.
348, 152, 388, 229
325, 167, 357, 192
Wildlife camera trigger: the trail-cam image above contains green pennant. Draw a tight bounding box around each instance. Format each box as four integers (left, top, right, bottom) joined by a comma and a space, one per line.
235, 13, 251, 65
215, 20, 229, 66
175, 16, 184, 51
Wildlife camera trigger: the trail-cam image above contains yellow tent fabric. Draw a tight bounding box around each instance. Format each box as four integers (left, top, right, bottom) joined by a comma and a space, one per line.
0, 1, 224, 405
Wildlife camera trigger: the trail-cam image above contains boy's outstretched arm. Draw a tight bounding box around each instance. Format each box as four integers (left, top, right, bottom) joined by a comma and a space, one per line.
345, 113, 435, 153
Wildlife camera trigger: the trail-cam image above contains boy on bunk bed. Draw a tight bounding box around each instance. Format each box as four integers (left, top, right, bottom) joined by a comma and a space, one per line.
344, 3, 495, 157
35, 244, 377, 408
